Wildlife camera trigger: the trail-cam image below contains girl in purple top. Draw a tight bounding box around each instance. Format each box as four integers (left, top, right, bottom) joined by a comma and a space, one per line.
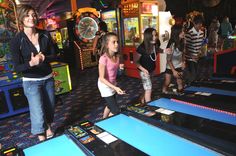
97, 32, 125, 118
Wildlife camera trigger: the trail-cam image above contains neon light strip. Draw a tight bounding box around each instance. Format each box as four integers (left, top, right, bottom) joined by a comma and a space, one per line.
171, 98, 236, 117
4, 148, 16, 154
66, 65, 72, 90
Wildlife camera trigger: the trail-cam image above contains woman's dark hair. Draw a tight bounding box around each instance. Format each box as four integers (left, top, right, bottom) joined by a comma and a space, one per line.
17, 4, 38, 26
143, 27, 156, 54
168, 25, 184, 51
99, 21, 108, 32
99, 32, 118, 57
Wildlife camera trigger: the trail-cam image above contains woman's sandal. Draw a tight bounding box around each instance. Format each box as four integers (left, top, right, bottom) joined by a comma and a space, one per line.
46, 133, 54, 139
46, 129, 54, 139
38, 134, 46, 142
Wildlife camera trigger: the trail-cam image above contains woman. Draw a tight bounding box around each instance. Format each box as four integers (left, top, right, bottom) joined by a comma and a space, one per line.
162, 25, 185, 94
10, 5, 56, 141
135, 28, 162, 104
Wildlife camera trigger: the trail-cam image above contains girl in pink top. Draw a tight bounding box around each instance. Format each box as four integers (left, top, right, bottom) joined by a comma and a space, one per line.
98, 32, 125, 118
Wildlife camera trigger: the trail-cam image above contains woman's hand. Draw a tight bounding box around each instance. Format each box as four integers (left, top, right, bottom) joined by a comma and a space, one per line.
143, 69, 149, 76
114, 86, 126, 95
173, 70, 179, 78
29, 53, 40, 66
173, 70, 183, 79
164, 48, 172, 54
119, 63, 124, 70
29, 52, 45, 67
38, 52, 45, 62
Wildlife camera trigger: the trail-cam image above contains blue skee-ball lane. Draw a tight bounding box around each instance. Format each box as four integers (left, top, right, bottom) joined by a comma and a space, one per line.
191, 79, 236, 91
23, 135, 87, 156
185, 86, 236, 96
96, 114, 221, 156
148, 98, 236, 126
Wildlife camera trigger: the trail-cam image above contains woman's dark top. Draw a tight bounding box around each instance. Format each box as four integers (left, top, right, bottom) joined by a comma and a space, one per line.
136, 40, 160, 73
10, 29, 55, 78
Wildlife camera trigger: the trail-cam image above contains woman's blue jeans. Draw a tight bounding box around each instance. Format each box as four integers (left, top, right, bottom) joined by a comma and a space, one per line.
23, 77, 55, 135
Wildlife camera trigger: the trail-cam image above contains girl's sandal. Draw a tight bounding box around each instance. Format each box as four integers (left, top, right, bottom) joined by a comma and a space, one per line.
46, 133, 54, 139
46, 129, 54, 139
38, 134, 46, 142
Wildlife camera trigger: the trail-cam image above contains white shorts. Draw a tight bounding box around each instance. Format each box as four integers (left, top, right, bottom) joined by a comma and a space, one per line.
98, 79, 116, 97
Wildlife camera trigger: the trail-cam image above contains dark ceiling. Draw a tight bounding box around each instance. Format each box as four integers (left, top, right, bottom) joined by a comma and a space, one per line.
16, 0, 92, 17
16, 0, 119, 18
16, 0, 236, 26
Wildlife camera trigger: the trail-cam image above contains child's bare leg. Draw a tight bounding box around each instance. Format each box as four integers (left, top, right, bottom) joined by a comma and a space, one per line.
103, 106, 110, 119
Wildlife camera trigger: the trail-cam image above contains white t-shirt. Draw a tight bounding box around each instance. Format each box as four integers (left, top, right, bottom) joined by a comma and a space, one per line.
166, 44, 183, 69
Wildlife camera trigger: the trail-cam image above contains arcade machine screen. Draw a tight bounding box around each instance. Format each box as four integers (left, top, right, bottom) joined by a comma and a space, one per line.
140, 16, 158, 34
60, 27, 69, 48
123, 17, 139, 46
140, 2, 158, 40
102, 10, 118, 34
50, 31, 63, 49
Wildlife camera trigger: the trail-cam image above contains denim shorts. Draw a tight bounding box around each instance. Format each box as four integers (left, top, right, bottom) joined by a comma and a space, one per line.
139, 71, 152, 90
23, 77, 55, 135
165, 68, 182, 74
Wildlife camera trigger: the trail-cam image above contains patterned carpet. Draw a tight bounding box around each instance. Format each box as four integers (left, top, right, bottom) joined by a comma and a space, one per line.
0, 57, 213, 150
0, 67, 164, 150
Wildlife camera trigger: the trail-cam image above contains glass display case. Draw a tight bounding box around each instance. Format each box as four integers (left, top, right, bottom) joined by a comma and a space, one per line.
123, 17, 139, 46
101, 10, 118, 34
140, 16, 158, 34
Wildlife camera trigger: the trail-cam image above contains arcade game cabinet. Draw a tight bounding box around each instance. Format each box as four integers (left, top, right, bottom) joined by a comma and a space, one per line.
38, 16, 72, 95
74, 7, 100, 70
101, 9, 123, 54
50, 61, 72, 95
101, 10, 118, 34
0, 0, 29, 119
121, 0, 159, 78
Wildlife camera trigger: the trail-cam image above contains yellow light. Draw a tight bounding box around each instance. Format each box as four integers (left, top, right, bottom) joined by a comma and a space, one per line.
169, 18, 175, 25
66, 65, 72, 91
